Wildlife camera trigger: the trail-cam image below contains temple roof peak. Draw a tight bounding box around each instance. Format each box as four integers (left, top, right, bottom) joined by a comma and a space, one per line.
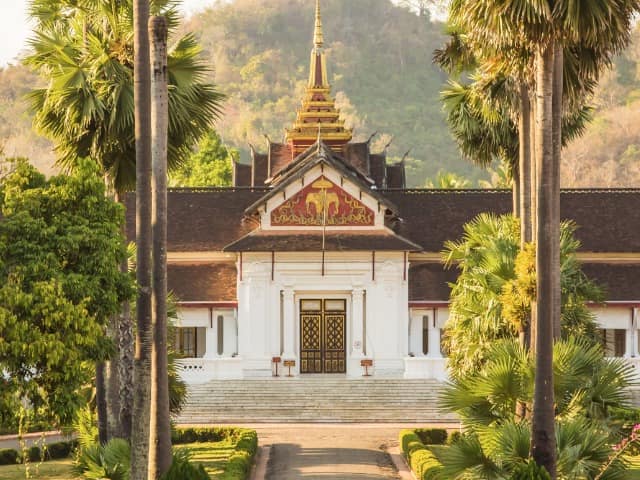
314, 0, 324, 50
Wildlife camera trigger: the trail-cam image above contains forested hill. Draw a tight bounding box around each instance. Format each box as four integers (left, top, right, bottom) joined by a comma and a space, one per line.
1, 0, 640, 187
184, 0, 471, 186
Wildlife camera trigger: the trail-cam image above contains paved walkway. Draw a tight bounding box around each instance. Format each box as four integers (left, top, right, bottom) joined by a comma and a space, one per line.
248, 424, 422, 480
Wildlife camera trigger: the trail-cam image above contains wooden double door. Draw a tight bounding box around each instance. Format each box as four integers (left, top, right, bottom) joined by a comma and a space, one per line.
300, 299, 346, 374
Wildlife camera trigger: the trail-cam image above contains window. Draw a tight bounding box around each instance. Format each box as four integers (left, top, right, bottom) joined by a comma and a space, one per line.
178, 327, 197, 357
599, 329, 626, 357
217, 315, 224, 356
422, 315, 429, 355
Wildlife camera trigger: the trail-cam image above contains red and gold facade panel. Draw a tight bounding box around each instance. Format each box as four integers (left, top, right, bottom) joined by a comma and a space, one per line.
271, 176, 374, 227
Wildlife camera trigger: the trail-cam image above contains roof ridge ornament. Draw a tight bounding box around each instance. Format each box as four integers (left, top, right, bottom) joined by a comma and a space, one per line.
314, 0, 324, 50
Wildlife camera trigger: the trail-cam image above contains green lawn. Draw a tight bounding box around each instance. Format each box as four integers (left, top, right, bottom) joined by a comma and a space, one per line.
0, 458, 80, 480
630, 456, 640, 479
0, 440, 240, 480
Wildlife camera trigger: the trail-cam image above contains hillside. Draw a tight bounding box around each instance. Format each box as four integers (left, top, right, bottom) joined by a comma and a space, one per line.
1, 0, 640, 187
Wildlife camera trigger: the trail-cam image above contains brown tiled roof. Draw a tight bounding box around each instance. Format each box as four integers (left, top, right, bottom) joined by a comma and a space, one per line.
168, 263, 237, 302
224, 229, 422, 252
233, 162, 251, 187
386, 163, 405, 188
383, 189, 640, 253
251, 152, 269, 186
409, 262, 459, 301
342, 142, 370, 176
369, 154, 387, 188
582, 263, 640, 302
269, 142, 294, 176
125, 189, 267, 252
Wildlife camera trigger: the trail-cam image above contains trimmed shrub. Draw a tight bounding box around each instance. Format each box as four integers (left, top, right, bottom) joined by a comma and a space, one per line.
26, 445, 41, 462
409, 448, 442, 480
399, 429, 424, 456
46, 440, 78, 459
171, 427, 239, 444
220, 430, 258, 480
415, 428, 448, 445
448, 431, 462, 445
0, 448, 19, 465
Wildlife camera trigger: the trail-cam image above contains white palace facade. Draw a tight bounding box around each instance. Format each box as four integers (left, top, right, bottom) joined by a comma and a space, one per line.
128, 2, 640, 385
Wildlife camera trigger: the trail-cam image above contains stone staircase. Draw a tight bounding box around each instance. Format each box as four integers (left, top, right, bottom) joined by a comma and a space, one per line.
177, 377, 459, 424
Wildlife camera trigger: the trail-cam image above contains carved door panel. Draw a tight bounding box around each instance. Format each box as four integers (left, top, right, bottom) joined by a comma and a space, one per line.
300, 299, 346, 374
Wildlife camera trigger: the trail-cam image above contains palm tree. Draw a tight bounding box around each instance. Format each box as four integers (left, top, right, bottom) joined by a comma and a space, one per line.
445, 2, 639, 474
425, 170, 472, 189
25, 0, 224, 441
149, 14, 172, 477
131, 0, 151, 477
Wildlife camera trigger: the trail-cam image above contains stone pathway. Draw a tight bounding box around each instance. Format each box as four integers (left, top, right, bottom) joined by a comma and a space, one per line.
251, 424, 418, 480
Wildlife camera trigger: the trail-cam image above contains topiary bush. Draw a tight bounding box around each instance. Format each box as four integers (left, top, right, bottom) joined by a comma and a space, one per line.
0, 448, 19, 465
414, 428, 448, 445
399, 429, 424, 456
409, 448, 443, 480
171, 427, 239, 444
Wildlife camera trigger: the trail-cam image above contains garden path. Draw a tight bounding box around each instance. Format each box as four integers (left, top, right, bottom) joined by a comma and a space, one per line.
249, 424, 418, 480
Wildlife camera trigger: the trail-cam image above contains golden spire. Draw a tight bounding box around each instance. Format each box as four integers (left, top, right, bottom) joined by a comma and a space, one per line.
314, 0, 324, 50
285, 0, 352, 155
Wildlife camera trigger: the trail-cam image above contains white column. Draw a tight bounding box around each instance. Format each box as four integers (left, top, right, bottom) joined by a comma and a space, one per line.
632, 308, 639, 357
282, 288, 296, 359
427, 310, 442, 358
204, 308, 218, 359
626, 308, 635, 358
352, 288, 365, 358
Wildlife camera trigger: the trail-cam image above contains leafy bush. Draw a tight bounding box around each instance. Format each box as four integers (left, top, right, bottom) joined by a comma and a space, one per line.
26, 445, 42, 462
161, 450, 210, 480
0, 448, 19, 465
73, 438, 130, 480
447, 431, 461, 445
414, 428, 448, 445
220, 429, 258, 480
510, 461, 552, 480
172, 427, 240, 444
409, 448, 442, 480
47, 440, 78, 459
399, 429, 424, 456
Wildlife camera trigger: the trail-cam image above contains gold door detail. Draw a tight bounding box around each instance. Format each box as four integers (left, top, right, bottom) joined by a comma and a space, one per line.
300, 299, 346, 374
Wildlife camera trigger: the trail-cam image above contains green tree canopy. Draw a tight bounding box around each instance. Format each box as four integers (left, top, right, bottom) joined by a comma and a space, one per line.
0, 159, 134, 424
169, 130, 236, 187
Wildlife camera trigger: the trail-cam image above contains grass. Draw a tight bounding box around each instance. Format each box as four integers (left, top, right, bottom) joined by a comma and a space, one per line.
0, 458, 79, 480
176, 439, 238, 479
0, 440, 240, 480
630, 456, 640, 479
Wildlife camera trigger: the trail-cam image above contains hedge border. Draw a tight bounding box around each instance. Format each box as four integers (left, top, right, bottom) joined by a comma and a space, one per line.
172, 427, 258, 480
399, 428, 449, 480
0, 439, 79, 466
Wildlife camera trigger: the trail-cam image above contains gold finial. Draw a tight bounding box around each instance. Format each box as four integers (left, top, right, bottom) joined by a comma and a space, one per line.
314, 0, 324, 49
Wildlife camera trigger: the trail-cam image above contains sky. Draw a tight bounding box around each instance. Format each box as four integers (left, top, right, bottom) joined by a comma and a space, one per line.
0, 0, 216, 67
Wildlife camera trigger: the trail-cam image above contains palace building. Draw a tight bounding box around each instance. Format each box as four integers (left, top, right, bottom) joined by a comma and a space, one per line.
128, 1, 640, 385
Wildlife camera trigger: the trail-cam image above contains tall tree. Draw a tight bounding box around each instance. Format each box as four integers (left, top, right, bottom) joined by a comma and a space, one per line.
149, 14, 172, 478
131, 0, 152, 478
0, 159, 133, 426
25, 0, 224, 440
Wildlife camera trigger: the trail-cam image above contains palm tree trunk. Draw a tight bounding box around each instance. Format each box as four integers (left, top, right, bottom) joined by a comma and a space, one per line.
95, 361, 108, 445
118, 299, 133, 439
149, 15, 172, 478
512, 163, 520, 218
131, 0, 152, 478
551, 43, 563, 341
106, 317, 121, 440
519, 82, 532, 246
531, 43, 557, 479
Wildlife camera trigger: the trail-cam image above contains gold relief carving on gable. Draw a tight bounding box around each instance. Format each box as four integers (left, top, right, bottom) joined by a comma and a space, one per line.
271, 176, 375, 226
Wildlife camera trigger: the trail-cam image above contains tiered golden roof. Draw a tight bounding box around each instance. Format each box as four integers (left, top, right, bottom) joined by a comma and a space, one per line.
285, 0, 353, 155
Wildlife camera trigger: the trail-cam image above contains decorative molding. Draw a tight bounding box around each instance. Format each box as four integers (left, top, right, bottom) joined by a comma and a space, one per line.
167, 252, 236, 264
576, 252, 640, 264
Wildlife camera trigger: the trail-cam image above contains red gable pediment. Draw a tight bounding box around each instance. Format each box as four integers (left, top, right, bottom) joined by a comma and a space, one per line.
271, 176, 375, 227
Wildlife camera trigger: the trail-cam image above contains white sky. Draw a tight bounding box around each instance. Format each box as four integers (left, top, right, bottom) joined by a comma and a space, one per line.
0, 0, 216, 67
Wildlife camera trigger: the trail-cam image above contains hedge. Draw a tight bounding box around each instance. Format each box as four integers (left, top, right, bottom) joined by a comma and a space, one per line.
399, 428, 448, 480
0, 439, 78, 465
171, 427, 258, 480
